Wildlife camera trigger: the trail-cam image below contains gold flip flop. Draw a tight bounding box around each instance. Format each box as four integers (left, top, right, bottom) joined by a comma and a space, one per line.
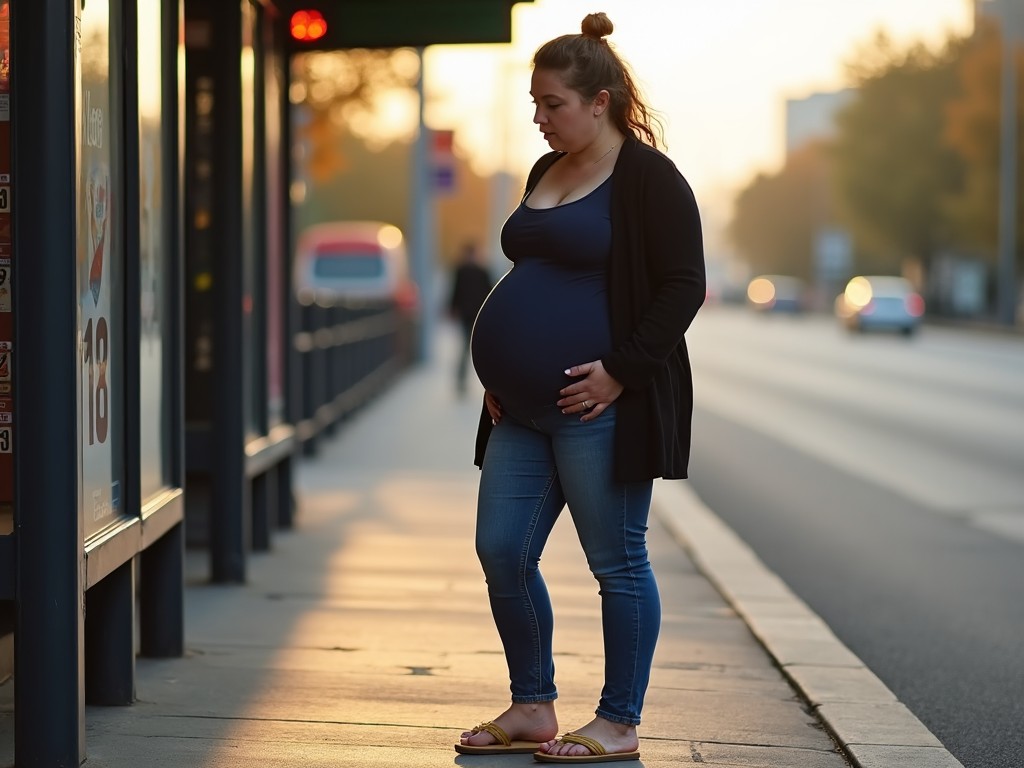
454, 721, 542, 755
533, 732, 640, 763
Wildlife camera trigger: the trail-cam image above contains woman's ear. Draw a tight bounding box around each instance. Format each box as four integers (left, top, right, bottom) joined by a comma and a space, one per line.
593, 89, 611, 116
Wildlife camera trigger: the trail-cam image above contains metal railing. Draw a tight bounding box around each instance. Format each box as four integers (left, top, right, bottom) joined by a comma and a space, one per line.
293, 289, 416, 453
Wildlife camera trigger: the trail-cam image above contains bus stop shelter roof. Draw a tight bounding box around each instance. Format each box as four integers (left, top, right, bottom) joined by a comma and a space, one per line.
281, 0, 534, 50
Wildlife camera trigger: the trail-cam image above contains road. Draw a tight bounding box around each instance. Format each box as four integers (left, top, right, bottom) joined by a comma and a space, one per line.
683, 305, 1024, 768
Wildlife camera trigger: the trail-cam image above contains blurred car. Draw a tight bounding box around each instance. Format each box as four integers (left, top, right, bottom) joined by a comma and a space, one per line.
835, 275, 924, 335
746, 275, 807, 313
293, 220, 418, 312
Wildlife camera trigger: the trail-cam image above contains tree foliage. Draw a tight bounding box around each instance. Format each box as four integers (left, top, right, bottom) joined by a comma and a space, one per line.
829, 32, 967, 269
728, 142, 831, 280
290, 47, 508, 269
295, 125, 505, 269
943, 20, 1024, 260
291, 48, 420, 183
294, 128, 413, 237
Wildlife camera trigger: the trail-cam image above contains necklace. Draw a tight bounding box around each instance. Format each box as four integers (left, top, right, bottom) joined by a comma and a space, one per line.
592, 143, 618, 165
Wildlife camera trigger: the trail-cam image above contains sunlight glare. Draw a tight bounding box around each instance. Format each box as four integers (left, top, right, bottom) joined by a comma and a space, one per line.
844, 277, 874, 309
747, 277, 777, 306
427, 0, 973, 196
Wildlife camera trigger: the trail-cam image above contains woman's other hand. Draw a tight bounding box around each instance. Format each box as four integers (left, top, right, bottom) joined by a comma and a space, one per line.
484, 391, 504, 424
558, 360, 624, 422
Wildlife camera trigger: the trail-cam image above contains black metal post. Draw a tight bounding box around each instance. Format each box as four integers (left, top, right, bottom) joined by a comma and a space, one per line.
185, 0, 248, 582
251, 472, 272, 551
14, 0, 86, 762
210, 0, 249, 582
277, 456, 295, 529
85, 559, 136, 705
279, 27, 300, 530
139, 521, 185, 657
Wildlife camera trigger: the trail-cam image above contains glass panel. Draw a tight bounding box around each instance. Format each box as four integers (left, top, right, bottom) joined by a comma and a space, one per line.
264, 21, 285, 427
138, 0, 171, 499
184, 70, 216, 426
241, 0, 260, 438
78, 0, 125, 539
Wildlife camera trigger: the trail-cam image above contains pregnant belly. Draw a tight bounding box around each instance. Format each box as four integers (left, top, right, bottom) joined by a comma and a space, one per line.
471, 265, 611, 407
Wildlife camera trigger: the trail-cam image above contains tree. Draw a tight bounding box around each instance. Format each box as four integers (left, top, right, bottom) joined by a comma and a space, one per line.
291, 48, 420, 184
294, 129, 413, 237
944, 20, 1024, 261
829, 32, 967, 275
291, 48, 508, 267
729, 141, 831, 280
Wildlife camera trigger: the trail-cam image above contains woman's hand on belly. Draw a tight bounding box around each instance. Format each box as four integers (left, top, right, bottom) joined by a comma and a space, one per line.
557, 360, 624, 422
484, 390, 503, 424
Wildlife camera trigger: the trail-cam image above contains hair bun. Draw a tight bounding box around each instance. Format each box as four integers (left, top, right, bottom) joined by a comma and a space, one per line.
581, 12, 613, 40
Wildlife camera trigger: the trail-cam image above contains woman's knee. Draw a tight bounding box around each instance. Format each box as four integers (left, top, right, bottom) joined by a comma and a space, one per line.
588, 554, 655, 590
475, 537, 524, 579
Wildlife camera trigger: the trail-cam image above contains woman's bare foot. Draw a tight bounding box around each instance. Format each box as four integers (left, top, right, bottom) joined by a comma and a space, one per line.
459, 702, 558, 748
537, 716, 639, 757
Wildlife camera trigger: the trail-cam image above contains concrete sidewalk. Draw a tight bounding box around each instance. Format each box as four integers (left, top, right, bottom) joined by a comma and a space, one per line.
79, 326, 960, 768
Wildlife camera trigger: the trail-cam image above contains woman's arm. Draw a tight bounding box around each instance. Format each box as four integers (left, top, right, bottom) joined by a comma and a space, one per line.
602, 155, 706, 391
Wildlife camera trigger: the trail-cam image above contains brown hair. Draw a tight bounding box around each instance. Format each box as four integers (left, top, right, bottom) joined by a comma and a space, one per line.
532, 12, 663, 148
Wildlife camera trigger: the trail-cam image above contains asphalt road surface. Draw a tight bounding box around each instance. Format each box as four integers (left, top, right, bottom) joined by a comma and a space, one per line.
684, 305, 1024, 768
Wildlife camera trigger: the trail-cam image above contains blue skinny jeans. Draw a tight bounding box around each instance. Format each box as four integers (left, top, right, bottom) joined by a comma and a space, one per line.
475, 402, 659, 726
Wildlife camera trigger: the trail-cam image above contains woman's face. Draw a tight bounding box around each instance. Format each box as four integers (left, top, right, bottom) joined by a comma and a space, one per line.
530, 68, 601, 153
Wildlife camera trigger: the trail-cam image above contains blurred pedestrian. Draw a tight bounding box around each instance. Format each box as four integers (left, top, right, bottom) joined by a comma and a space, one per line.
455, 11, 705, 764
448, 241, 494, 395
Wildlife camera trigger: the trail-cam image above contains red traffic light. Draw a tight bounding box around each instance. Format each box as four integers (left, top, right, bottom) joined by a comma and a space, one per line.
290, 10, 327, 42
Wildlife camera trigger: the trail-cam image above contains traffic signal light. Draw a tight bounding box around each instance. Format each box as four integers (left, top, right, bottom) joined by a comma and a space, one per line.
290, 10, 327, 43
283, 1, 530, 51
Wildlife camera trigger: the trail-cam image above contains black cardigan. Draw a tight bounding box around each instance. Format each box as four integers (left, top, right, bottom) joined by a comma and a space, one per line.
474, 138, 706, 482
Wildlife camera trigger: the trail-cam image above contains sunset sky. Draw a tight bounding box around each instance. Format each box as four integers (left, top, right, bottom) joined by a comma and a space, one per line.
422, 0, 975, 249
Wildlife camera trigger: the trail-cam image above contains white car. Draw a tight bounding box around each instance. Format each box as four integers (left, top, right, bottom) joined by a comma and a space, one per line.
835, 275, 924, 335
293, 220, 418, 313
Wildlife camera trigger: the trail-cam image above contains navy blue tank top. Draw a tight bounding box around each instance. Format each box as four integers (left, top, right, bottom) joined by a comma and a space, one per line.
471, 175, 612, 409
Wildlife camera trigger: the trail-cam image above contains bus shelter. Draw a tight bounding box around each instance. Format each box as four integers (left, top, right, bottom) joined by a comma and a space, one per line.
5, 1, 527, 764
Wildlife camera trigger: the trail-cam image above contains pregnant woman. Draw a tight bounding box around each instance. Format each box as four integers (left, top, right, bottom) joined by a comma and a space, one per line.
455, 12, 705, 764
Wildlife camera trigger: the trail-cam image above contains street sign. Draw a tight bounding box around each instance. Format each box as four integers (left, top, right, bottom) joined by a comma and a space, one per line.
814, 228, 853, 281
431, 129, 455, 195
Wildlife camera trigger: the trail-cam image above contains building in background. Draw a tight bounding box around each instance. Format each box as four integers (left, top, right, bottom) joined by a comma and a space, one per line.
784, 89, 856, 157
975, 0, 1024, 36
782, 90, 857, 309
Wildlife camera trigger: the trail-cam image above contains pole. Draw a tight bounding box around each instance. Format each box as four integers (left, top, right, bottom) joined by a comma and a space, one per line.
410, 48, 436, 362
996, 0, 1019, 326
16, 1, 87, 761
487, 52, 514, 278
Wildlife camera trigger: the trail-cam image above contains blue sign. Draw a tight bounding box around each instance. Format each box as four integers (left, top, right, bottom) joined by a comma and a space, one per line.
433, 165, 455, 194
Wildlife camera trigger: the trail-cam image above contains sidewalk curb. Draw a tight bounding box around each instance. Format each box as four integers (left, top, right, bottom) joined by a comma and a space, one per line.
652, 480, 966, 768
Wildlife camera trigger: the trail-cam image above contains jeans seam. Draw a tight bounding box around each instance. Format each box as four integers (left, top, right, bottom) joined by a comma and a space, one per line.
519, 466, 558, 700
624, 483, 641, 723
596, 483, 645, 726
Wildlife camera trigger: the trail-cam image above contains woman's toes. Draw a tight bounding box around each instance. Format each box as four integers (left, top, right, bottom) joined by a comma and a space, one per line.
460, 730, 493, 746
542, 740, 570, 756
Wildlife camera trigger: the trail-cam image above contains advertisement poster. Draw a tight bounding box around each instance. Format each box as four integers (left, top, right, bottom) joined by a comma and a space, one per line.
0, 0, 12, 531
78, 0, 123, 539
